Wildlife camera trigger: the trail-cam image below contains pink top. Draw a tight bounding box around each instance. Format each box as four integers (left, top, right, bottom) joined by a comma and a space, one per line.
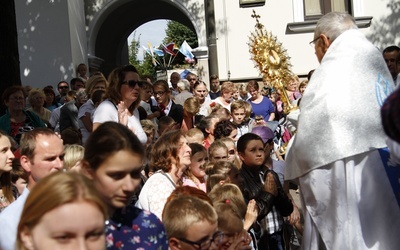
182, 177, 207, 193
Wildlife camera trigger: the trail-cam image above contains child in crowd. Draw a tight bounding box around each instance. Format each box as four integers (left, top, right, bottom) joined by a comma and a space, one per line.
232, 83, 241, 101
210, 106, 231, 121
208, 140, 229, 163
140, 81, 159, 125
10, 159, 28, 196
206, 161, 243, 192
63, 144, 84, 171
140, 119, 156, 149
182, 143, 208, 192
185, 128, 204, 145
209, 185, 254, 250
157, 116, 179, 138
214, 120, 238, 142
231, 100, 254, 140
237, 133, 293, 249
208, 184, 258, 235
82, 122, 168, 249
162, 195, 220, 250
219, 137, 241, 169
197, 115, 220, 149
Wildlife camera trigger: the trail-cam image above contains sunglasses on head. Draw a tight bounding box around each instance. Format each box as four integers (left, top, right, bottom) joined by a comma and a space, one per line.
123, 80, 143, 88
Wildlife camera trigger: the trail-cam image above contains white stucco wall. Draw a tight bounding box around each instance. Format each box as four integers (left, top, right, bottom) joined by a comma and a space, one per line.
214, 0, 396, 81
15, 0, 87, 88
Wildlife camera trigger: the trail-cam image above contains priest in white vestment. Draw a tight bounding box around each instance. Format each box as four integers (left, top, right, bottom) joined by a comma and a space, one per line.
285, 12, 400, 250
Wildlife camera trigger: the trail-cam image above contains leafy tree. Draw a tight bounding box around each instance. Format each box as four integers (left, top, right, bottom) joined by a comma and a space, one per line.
163, 21, 198, 48
128, 31, 140, 66
128, 32, 155, 78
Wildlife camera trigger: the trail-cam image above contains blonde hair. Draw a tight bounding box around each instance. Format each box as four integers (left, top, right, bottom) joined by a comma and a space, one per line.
17, 172, 107, 250
85, 75, 108, 98
63, 144, 85, 171
219, 137, 241, 169
185, 128, 204, 144
208, 183, 247, 218
208, 140, 228, 163
230, 99, 252, 118
183, 97, 200, 115
162, 195, 217, 239
27, 88, 45, 107
220, 81, 234, 93
205, 161, 238, 192
210, 185, 247, 233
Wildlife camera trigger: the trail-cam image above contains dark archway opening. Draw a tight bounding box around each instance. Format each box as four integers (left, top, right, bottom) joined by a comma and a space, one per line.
95, 0, 196, 77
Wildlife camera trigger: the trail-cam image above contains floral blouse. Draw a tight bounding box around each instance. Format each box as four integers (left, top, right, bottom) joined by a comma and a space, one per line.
105, 205, 168, 250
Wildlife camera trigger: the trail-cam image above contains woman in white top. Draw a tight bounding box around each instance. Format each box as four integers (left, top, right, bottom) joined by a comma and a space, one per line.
213, 81, 234, 111
136, 129, 192, 220
93, 65, 147, 144
193, 81, 212, 117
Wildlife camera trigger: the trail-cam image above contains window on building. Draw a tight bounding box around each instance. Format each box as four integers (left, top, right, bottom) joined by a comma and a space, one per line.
304, 0, 352, 20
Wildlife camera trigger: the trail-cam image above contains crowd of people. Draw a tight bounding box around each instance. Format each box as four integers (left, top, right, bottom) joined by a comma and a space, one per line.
0, 12, 399, 250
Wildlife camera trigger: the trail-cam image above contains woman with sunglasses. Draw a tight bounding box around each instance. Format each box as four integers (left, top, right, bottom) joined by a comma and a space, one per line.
92, 65, 147, 144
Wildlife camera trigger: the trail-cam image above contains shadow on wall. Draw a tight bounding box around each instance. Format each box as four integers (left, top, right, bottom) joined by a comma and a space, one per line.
18, 0, 75, 86
366, 0, 400, 50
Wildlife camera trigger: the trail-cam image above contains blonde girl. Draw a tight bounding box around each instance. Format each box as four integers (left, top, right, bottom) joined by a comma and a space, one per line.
183, 143, 208, 192
208, 140, 229, 163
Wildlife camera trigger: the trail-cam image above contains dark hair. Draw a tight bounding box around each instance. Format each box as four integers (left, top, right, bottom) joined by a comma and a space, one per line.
91, 89, 105, 105
246, 80, 259, 91
383, 45, 400, 55
105, 65, 140, 113
43, 87, 58, 107
210, 74, 219, 81
57, 81, 69, 89
197, 115, 218, 137
2, 86, 24, 103
84, 122, 144, 171
214, 120, 237, 140
193, 80, 207, 91
70, 77, 84, 86
237, 133, 263, 153
153, 79, 170, 93
189, 143, 207, 156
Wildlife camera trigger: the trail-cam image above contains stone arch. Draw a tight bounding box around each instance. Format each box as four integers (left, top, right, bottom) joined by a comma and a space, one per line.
86, 0, 205, 76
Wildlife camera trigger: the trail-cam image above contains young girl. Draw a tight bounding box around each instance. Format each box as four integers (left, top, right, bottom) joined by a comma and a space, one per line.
208, 140, 229, 163
0, 131, 15, 212
63, 144, 84, 172
205, 161, 243, 192
208, 184, 257, 233
197, 115, 220, 149
220, 137, 241, 169
17, 172, 107, 250
182, 143, 208, 192
82, 121, 168, 249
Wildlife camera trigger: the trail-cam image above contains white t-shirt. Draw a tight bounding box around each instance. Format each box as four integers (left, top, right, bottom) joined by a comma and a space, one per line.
93, 100, 147, 144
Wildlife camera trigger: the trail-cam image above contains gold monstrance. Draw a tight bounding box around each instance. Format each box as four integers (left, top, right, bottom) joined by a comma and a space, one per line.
248, 10, 295, 114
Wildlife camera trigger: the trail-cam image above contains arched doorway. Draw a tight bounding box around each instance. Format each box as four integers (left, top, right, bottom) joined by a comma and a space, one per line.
86, 0, 205, 76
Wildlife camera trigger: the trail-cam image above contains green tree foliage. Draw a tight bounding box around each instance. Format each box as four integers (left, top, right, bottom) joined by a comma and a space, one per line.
128, 31, 140, 66
128, 32, 155, 78
163, 21, 198, 48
